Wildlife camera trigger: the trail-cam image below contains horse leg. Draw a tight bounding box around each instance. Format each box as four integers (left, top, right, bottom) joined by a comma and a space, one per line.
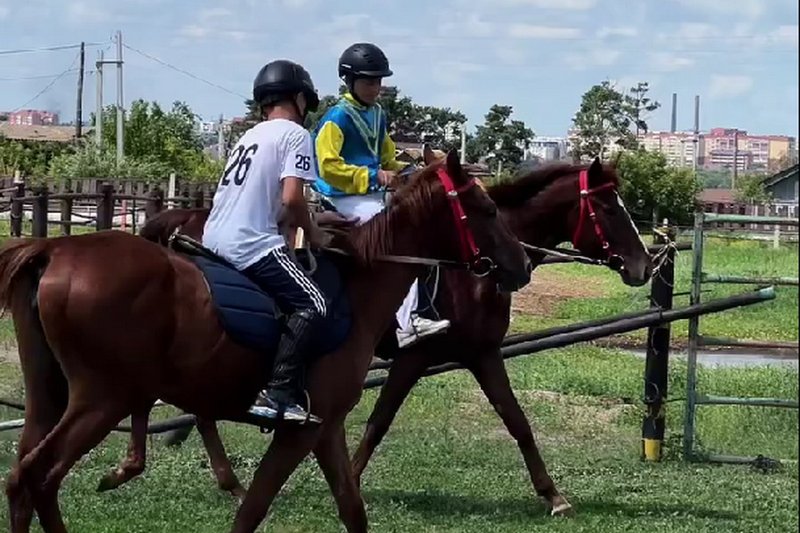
97, 404, 152, 492
314, 423, 368, 533
17, 396, 127, 533
468, 352, 572, 516
195, 417, 246, 501
229, 427, 321, 533
351, 352, 428, 486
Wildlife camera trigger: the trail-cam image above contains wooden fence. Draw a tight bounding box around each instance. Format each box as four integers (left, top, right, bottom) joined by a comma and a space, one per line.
1, 174, 216, 238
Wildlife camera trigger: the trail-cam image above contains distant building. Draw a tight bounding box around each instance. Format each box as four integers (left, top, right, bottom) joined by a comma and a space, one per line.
5, 109, 59, 126
527, 136, 569, 162
639, 131, 699, 167
701, 128, 795, 172
763, 164, 799, 212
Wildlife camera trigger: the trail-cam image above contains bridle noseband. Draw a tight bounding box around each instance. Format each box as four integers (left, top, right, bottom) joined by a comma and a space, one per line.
436, 167, 496, 277
571, 169, 625, 271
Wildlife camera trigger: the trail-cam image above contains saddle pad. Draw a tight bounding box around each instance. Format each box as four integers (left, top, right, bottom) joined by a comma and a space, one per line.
189, 253, 352, 357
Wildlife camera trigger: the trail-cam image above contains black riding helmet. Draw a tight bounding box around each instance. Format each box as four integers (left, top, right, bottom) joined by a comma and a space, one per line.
338, 43, 392, 103
252, 59, 320, 118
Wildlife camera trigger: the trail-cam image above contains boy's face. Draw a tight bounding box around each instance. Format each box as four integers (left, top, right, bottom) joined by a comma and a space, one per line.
353, 77, 382, 105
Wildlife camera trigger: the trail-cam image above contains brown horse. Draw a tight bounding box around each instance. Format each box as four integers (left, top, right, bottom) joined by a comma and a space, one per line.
101, 152, 652, 517
0, 150, 531, 533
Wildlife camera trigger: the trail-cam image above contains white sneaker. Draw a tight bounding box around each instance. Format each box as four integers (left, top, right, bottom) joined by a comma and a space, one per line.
397, 316, 451, 349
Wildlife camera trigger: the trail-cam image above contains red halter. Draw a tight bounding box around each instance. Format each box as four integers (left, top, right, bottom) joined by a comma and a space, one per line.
436, 167, 494, 276
571, 169, 617, 258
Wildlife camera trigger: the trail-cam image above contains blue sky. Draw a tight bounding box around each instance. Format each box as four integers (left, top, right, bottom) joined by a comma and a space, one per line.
1, 0, 798, 138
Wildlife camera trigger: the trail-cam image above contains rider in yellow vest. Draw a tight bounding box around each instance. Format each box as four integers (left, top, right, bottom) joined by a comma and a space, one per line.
312, 42, 450, 349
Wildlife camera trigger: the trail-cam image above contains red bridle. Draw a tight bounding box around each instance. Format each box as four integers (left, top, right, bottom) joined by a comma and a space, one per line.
571, 169, 619, 264
436, 167, 495, 276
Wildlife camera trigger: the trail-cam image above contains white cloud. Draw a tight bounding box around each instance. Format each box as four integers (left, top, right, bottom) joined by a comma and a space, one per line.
432, 60, 485, 87
494, 42, 527, 65
198, 7, 233, 19
709, 74, 754, 99
565, 48, 621, 70
769, 25, 799, 48
439, 13, 495, 38
671, 0, 764, 18
673, 22, 719, 41
649, 52, 695, 71
509, 24, 580, 39
65, 0, 110, 23
0, 4, 9, 19
597, 27, 638, 39
496, 0, 596, 9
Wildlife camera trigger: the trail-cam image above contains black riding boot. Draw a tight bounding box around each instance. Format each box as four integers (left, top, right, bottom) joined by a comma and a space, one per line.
248, 310, 322, 424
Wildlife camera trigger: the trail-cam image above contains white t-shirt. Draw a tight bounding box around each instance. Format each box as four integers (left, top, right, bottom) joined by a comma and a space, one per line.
202, 118, 316, 270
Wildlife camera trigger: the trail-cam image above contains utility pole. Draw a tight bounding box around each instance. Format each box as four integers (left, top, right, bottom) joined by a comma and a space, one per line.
217, 114, 225, 160
95, 49, 104, 149
460, 121, 467, 164
692, 95, 700, 173
115, 30, 124, 164
74, 42, 85, 142
732, 129, 739, 189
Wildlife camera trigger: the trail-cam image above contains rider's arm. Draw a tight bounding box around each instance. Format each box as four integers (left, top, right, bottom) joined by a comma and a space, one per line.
379, 126, 408, 173
315, 120, 374, 194
281, 128, 320, 246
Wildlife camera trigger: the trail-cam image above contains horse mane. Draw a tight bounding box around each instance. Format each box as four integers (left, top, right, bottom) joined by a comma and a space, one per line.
333, 166, 439, 265
487, 162, 619, 207
139, 208, 208, 245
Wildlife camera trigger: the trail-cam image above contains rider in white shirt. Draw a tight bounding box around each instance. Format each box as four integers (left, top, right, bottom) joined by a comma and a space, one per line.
203, 59, 328, 425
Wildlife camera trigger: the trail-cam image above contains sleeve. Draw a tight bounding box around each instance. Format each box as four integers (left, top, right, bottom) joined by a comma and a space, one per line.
314, 120, 372, 194
380, 131, 409, 172
280, 126, 316, 183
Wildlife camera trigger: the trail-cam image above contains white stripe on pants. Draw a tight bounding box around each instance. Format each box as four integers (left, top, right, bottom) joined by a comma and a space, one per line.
329, 193, 417, 332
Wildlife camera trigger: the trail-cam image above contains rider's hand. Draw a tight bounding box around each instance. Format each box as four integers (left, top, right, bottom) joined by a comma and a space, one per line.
306, 225, 332, 251
377, 169, 397, 187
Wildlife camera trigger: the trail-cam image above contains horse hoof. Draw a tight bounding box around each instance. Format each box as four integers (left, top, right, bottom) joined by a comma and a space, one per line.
549, 498, 574, 517
96, 473, 122, 492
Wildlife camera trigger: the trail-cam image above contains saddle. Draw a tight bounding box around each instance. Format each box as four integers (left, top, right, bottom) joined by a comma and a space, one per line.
169, 232, 352, 358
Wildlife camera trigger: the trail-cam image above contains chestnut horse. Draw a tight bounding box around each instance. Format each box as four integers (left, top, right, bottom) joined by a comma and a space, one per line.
0, 151, 531, 533
102, 153, 651, 517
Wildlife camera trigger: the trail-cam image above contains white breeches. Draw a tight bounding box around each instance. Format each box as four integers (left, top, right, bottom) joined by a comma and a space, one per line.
328, 193, 417, 331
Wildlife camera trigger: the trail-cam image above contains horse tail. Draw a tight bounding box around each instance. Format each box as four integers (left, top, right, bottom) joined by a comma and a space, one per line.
138, 209, 197, 245
0, 238, 51, 315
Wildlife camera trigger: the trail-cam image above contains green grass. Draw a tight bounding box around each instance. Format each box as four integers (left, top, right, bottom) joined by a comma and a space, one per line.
512, 237, 799, 345
0, 348, 796, 532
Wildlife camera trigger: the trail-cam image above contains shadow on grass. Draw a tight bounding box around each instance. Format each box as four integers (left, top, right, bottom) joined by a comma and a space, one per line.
364, 488, 740, 522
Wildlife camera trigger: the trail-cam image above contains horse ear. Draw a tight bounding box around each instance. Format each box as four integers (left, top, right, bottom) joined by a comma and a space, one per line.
587, 156, 605, 187
423, 143, 437, 166
445, 149, 465, 184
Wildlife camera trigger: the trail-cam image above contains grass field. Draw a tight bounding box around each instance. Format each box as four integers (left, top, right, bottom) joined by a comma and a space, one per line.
0, 347, 797, 532
0, 222, 797, 531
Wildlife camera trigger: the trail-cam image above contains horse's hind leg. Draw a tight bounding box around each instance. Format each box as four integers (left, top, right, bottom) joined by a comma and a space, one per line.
5, 275, 68, 533
315, 423, 367, 533
18, 394, 127, 533
195, 417, 246, 501
468, 352, 572, 517
351, 351, 428, 486
97, 403, 153, 492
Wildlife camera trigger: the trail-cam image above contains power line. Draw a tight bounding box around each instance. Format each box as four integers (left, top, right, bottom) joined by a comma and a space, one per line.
10, 52, 81, 112
0, 41, 106, 56
0, 69, 94, 81
122, 43, 248, 100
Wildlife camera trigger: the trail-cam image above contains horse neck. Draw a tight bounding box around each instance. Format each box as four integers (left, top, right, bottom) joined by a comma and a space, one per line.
502, 177, 578, 262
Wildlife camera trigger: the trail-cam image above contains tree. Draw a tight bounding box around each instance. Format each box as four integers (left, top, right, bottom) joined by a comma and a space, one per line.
624, 82, 660, 137
734, 174, 772, 204
571, 80, 638, 161
616, 148, 701, 225
467, 104, 534, 174
768, 150, 799, 174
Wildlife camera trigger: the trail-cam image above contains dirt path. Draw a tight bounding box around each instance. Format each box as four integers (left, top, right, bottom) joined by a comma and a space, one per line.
511, 268, 607, 316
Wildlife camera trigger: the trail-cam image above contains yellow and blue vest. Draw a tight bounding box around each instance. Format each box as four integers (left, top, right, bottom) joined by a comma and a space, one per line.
312, 92, 406, 197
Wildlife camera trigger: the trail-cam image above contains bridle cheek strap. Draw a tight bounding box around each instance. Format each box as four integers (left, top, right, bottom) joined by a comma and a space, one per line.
572, 169, 616, 257
436, 167, 484, 269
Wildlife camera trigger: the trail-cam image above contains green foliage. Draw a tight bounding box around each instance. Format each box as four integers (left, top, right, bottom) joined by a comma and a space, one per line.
0, 136, 73, 176
616, 148, 701, 225
571, 80, 660, 161
697, 169, 732, 189
466, 104, 534, 174
734, 174, 772, 204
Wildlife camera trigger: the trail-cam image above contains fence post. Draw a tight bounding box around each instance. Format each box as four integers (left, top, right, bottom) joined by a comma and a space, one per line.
192, 188, 204, 208
96, 183, 114, 231
31, 186, 49, 238
145, 187, 164, 221
683, 209, 706, 461
9, 172, 25, 237
641, 222, 676, 462
60, 187, 73, 236
773, 225, 780, 249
